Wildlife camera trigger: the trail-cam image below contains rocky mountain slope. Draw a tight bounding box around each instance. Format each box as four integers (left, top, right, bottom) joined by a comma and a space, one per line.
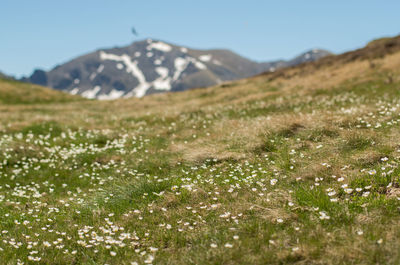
24, 39, 331, 99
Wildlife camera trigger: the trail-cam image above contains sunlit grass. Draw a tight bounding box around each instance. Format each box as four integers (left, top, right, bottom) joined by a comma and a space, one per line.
1, 48, 400, 264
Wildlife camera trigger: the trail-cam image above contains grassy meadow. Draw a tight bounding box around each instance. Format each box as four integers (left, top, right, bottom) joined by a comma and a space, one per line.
1, 37, 400, 264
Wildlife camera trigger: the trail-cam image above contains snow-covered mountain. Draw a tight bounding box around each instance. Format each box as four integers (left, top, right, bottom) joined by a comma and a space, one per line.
24, 39, 331, 99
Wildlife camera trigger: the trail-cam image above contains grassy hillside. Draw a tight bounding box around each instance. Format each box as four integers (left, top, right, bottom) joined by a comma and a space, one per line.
0, 78, 81, 104
1, 36, 400, 264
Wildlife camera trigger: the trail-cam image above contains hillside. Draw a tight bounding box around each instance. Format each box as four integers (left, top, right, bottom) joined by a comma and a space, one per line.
0, 71, 11, 79
0, 77, 81, 104
1, 35, 400, 264
23, 39, 330, 99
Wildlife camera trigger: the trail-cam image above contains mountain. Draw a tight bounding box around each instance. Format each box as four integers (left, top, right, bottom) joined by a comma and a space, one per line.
0, 71, 13, 80
24, 39, 331, 99
283, 48, 332, 67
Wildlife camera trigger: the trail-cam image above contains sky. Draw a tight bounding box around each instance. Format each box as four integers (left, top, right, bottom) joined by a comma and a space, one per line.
1, 0, 400, 78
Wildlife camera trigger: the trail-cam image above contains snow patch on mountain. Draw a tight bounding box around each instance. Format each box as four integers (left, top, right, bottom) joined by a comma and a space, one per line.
193, 60, 207, 70
153, 67, 171, 90
173, 57, 190, 81
70, 88, 79, 95
81, 86, 101, 99
147, 42, 172, 52
172, 56, 208, 80
213, 59, 222, 65
199, 54, 212, 62
97, 89, 125, 100
97, 64, 104, 73
89, 72, 97, 81
100, 51, 150, 97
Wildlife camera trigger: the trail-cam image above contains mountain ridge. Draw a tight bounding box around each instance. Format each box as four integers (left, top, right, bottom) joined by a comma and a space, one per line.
23, 39, 331, 99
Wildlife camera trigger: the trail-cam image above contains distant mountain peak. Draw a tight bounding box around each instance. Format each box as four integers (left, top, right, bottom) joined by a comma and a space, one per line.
25, 40, 331, 99
285, 49, 333, 67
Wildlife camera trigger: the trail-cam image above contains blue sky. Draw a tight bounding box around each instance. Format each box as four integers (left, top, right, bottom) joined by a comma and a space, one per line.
1, 0, 400, 77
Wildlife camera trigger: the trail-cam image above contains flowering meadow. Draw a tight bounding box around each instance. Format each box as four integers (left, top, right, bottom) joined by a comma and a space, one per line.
1, 45, 400, 264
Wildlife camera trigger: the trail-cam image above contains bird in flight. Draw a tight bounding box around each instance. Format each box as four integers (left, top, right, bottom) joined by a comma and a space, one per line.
131, 27, 138, 36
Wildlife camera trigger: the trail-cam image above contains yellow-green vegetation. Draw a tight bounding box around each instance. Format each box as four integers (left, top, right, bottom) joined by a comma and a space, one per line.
0, 78, 81, 104
1, 36, 400, 264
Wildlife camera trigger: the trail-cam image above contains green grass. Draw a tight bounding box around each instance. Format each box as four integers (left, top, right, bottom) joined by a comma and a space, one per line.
1, 53, 400, 264
0, 77, 81, 104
